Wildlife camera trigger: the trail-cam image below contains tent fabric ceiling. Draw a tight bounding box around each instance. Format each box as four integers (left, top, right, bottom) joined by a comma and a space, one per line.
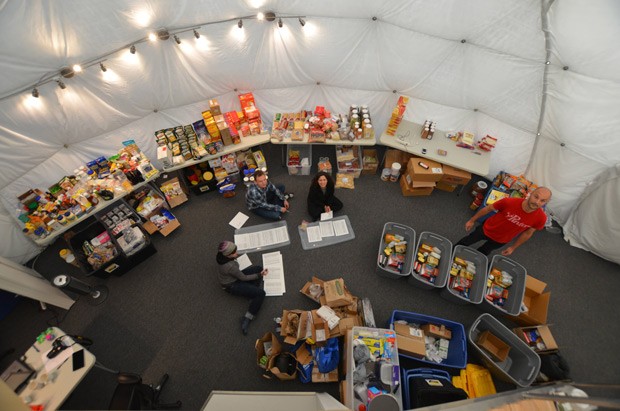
0, 0, 619, 264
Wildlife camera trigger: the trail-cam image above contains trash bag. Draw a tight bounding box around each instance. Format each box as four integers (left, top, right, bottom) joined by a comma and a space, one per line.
315, 337, 339, 373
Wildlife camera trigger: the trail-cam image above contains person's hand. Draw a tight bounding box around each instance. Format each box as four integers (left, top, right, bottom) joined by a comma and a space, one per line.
260, 269, 269, 277
284, 200, 290, 209
324, 205, 331, 213
280, 206, 288, 213
465, 220, 475, 231
501, 247, 514, 256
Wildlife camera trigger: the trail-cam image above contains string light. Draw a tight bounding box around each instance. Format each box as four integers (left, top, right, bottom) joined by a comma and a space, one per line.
6, 13, 308, 102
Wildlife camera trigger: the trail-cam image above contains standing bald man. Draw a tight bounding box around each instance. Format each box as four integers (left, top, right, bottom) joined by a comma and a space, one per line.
455, 187, 552, 256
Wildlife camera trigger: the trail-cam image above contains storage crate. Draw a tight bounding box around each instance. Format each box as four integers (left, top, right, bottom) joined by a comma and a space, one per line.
361, 148, 379, 175
68, 218, 124, 278
376, 222, 416, 279
409, 232, 452, 290
403, 368, 468, 409
468, 313, 540, 387
440, 245, 489, 304
336, 145, 362, 178
482, 255, 527, 316
287, 144, 312, 176
390, 310, 467, 369
345, 327, 402, 411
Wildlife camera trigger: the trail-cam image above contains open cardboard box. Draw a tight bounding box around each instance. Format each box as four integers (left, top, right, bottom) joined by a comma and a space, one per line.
300, 276, 325, 303
159, 176, 189, 208
311, 363, 339, 383
393, 323, 426, 359
513, 325, 558, 354
280, 309, 310, 345
322, 278, 354, 308
255, 332, 282, 369
267, 352, 298, 381
310, 310, 331, 343
512, 275, 551, 326
477, 330, 511, 362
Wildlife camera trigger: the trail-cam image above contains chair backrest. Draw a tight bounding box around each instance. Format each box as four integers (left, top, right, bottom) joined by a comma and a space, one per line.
108, 373, 152, 410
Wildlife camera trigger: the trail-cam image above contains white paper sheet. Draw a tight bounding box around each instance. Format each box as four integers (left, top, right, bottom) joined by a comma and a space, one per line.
262, 251, 286, 296
333, 219, 350, 236
229, 212, 249, 229
235, 226, 290, 250
320, 211, 333, 221
236, 254, 251, 270
306, 226, 322, 243
319, 221, 335, 237
43, 346, 74, 373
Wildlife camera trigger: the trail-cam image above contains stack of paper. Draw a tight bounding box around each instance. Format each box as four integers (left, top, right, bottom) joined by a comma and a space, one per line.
262, 251, 286, 296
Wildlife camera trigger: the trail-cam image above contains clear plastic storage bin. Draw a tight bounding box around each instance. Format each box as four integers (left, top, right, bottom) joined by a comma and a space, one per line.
408, 231, 453, 290
468, 313, 541, 387
287, 144, 312, 176
376, 222, 416, 279
482, 255, 527, 316
440, 245, 489, 304
336, 145, 363, 178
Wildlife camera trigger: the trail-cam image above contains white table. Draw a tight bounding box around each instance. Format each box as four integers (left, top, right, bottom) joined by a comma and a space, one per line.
33, 173, 160, 247
18, 327, 96, 411
379, 119, 491, 176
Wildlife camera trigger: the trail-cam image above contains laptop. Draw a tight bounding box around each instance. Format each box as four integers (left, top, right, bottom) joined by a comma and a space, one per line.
1, 358, 35, 393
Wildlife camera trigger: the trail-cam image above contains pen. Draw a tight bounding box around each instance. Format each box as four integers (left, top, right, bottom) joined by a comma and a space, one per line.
56, 357, 70, 371
32, 344, 40, 353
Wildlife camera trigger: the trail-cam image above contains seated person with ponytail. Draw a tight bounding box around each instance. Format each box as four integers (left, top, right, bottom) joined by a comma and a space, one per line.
307, 171, 343, 221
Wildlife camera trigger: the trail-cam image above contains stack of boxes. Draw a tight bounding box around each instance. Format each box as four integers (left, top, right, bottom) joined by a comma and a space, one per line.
399, 157, 443, 196
239, 92, 262, 136
386, 96, 410, 136
436, 164, 472, 192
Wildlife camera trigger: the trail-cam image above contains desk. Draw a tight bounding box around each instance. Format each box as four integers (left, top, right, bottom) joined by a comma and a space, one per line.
19, 327, 96, 411
380, 120, 491, 176
162, 133, 270, 173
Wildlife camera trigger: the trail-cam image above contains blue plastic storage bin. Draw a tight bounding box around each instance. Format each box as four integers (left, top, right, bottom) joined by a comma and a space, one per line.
390, 310, 467, 369
402, 368, 450, 409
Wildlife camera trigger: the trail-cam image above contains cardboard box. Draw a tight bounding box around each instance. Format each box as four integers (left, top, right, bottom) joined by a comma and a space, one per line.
513, 325, 558, 353
441, 164, 472, 185
143, 217, 181, 236
255, 332, 282, 369
477, 330, 510, 362
394, 323, 426, 359
267, 352, 297, 381
361, 149, 379, 175
384, 149, 404, 171
311, 364, 339, 383
311, 310, 331, 343
407, 157, 444, 182
400, 175, 434, 197
338, 315, 361, 336
280, 310, 310, 345
323, 278, 353, 307
159, 177, 189, 208
300, 277, 325, 303
421, 323, 452, 340
513, 275, 551, 326
436, 181, 459, 192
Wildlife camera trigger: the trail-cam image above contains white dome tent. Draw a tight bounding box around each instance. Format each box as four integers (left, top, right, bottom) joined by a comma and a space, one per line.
0, 0, 619, 267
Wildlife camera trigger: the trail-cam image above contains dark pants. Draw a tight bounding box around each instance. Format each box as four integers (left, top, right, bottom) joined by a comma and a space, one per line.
226, 265, 266, 316
455, 224, 506, 256
308, 197, 344, 221
251, 184, 286, 221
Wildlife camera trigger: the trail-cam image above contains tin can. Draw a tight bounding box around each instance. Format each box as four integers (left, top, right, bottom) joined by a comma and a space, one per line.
381, 168, 391, 181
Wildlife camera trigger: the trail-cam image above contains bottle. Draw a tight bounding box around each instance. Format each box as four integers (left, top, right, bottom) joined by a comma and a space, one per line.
421, 126, 430, 139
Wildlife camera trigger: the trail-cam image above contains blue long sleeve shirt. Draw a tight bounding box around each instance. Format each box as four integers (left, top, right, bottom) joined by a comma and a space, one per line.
245, 182, 284, 211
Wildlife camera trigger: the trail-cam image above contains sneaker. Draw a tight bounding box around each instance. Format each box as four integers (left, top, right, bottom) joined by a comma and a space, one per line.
284, 192, 294, 200
241, 317, 251, 335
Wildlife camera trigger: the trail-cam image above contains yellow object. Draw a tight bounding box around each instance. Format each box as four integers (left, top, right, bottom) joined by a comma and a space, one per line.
383, 247, 393, 256
456, 364, 496, 398
203, 171, 213, 181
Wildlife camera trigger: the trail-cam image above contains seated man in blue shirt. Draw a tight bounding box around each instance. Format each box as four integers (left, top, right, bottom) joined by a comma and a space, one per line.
245, 170, 291, 220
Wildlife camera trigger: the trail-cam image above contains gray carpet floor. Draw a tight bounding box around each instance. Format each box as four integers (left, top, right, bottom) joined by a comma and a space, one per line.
1, 142, 619, 410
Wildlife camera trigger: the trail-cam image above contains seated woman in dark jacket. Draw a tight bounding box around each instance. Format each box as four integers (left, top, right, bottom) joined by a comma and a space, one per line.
307, 171, 343, 221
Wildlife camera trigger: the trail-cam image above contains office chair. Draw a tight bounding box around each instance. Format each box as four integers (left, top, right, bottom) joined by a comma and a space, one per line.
108, 372, 182, 410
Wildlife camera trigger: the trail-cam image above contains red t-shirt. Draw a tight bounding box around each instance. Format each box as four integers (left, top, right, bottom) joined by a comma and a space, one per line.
483, 198, 546, 243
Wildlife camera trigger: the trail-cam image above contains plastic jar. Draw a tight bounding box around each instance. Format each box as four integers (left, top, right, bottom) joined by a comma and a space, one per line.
381, 168, 391, 181
389, 162, 402, 182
